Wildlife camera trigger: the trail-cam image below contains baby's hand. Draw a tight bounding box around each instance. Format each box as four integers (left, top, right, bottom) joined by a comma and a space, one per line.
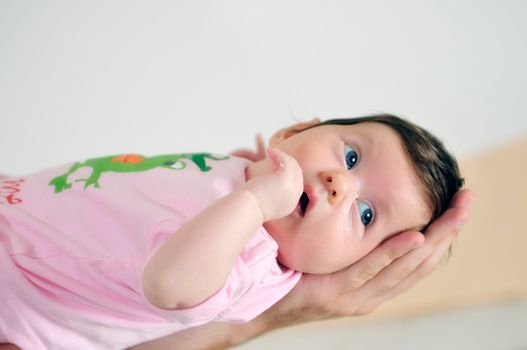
244, 147, 303, 222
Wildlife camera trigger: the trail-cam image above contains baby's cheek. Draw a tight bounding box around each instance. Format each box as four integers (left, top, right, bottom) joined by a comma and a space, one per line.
330, 225, 366, 267
357, 231, 388, 261
307, 235, 354, 273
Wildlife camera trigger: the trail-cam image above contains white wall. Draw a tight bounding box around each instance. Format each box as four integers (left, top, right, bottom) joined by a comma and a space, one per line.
2, 2, 526, 349
1, 0, 526, 174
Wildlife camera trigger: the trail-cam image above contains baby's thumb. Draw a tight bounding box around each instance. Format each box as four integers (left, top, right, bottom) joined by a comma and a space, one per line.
266, 147, 286, 172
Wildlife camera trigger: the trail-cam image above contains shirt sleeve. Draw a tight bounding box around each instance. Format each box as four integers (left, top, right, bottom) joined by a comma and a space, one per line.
215, 227, 302, 323
136, 219, 255, 327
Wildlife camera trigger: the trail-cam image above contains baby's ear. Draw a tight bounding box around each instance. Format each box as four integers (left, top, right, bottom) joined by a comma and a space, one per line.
269, 118, 321, 146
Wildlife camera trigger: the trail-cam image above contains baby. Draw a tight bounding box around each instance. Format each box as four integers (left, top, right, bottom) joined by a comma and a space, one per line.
0, 114, 463, 350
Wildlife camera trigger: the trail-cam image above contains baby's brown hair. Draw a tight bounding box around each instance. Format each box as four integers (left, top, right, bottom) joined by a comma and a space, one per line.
304, 114, 464, 229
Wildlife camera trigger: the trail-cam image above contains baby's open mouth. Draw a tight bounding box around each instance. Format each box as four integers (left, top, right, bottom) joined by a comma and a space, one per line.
298, 192, 310, 216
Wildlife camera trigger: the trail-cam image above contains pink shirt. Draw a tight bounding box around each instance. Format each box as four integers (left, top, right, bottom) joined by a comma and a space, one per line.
0, 153, 301, 349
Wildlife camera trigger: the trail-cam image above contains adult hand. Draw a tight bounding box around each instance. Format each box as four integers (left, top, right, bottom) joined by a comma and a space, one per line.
128, 189, 474, 350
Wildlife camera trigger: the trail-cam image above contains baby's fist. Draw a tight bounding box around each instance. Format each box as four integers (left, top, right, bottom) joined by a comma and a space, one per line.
244, 147, 303, 222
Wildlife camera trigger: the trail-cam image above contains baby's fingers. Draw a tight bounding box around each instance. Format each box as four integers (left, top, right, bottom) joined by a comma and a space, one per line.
266, 147, 285, 171
231, 149, 258, 161
230, 134, 267, 162
266, 148, 302, 178
254, 133, 266, 160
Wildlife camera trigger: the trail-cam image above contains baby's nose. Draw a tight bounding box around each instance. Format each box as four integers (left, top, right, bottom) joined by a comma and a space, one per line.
319, 170, 355, 205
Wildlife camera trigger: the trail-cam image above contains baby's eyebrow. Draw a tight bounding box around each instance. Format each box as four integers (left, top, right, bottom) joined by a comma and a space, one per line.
347, 132, 373, 159
360, 133, 375, 150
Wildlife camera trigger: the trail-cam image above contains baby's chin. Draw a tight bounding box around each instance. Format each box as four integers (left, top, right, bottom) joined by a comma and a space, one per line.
276, 251, 347, 275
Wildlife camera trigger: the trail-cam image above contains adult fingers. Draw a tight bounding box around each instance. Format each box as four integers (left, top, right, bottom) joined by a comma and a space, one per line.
450, 189, 475, 210
343, 236, 433, 314
353, 204, 467, 302
336, 189, 474, 316
348, 199, 472, 315
356, 231, 457, 315
332, 231, 424, 294
421, 199, 471, 245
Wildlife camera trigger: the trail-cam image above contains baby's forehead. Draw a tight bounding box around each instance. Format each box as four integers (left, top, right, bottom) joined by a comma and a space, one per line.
336, 123, 408, 160
320, 122, 403, 149
338, 121, 400, 138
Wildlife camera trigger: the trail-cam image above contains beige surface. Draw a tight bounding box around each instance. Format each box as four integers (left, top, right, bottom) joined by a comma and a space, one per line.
373, 134, 527, 318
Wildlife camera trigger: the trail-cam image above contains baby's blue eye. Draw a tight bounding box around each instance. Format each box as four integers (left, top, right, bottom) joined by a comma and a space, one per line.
344, 144, 359, 170
357, 200, 374, 226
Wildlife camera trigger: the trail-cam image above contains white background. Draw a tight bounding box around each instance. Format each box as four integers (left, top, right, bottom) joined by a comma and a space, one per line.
1, 0, 526, 174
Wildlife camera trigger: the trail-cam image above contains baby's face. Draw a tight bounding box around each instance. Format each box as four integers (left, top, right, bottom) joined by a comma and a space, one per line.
263, 122, 431, 274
